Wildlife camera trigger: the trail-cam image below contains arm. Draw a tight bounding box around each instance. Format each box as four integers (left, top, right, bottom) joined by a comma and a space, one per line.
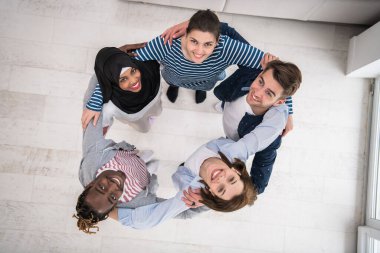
118, 42, 146, 57
81, 75, 105, 155
206, 138, 248, 162
116, 166, 202, 229
221, 105, 288, 159
134, 36, 170, 61
117, 191, 189, 229
223, 36, 264, 70
82, 81, 103, 129
153, 197, 209, 220
250, 136, 282, 194
82, 112, 105, 157
161, 20, 189, 45
174, 205, 209, 219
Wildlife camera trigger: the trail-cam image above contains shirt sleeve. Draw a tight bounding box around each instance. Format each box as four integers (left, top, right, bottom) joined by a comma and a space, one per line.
285, 96, 293, 114
85, 83, 103, 112
209, 105, 288, 160
118, 165, 200, 229
134, 36, 170, 61
222, 36, 264, 70
118, 191, 188, 229
206, 138, 248, 162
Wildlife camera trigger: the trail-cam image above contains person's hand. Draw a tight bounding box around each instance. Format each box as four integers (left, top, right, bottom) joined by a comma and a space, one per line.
81, 108, 100, 129
282, 114, 293, 137
181, 187, 203, 208
161, 20, 189, 45
118, 42, 146, 57
260, 52, 279, 69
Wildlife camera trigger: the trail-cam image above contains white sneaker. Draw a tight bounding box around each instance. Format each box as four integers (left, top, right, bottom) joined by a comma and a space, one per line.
214, 101, 223, 113
137, 150, 154, 163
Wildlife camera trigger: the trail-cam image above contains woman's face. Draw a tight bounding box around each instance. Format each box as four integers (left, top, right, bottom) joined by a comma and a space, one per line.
119, 67, 142, 92
181, 29, 218, 64
85, 170, 125, 214
200, 157, 244, 200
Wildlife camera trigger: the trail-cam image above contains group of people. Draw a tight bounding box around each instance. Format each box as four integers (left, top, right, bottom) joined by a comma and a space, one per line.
73, 9, 302, 234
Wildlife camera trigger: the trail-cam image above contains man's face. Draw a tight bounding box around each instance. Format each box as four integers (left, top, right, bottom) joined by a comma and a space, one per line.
246, 69, 285, 110
84, 170, 125, 214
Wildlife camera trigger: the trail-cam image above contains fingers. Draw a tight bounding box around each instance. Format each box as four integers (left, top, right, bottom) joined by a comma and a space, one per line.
181, 187, 204, 208
82, 113, 91, 129
161, 29, 171, 45
264, 52, 279, 62
162, 29, 176, 45
93, 112, 100, 126
81, 110, 99, 129
169, 34, 173, 46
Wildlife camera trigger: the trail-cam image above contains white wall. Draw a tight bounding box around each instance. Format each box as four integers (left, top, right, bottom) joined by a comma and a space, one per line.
347, 21, 380, 78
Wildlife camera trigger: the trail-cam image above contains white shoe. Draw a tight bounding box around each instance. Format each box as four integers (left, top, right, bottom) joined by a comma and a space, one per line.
214, 101, 223, 113
137, 150, 154, 163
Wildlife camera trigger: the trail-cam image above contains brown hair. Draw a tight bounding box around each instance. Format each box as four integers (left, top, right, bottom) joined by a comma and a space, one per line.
200, 152, 257, 212
263, 60, 302, 98
186, 9, 220, 40
73, 186, 112, 234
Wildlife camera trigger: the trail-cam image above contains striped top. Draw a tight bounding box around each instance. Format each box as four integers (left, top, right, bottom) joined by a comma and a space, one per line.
96, 150, 149, 203
135, 35, 264, 91
86, 83, 102, 111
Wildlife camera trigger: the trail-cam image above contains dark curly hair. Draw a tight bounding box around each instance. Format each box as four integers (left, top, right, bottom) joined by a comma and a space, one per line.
73, 186, 111, 234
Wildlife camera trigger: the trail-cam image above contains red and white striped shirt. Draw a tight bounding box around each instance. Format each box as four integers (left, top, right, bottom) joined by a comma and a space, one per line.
96, 150, 149, 203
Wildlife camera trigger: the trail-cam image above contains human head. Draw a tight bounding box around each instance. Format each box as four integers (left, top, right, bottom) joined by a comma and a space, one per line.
73, 170, 126, 234
246, 60, 302, 111
200, 152, 257, 212
182, 9, 220, 64
119, 67, 142, 92
94, 47, 142, 102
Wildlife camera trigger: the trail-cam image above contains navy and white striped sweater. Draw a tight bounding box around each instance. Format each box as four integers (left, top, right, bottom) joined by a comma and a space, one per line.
135, 35, 264, 91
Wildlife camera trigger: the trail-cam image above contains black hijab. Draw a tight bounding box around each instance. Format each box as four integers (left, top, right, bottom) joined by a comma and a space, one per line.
94, 47, 160, 114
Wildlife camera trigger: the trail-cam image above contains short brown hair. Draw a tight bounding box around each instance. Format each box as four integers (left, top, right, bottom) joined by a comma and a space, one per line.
187, 9, 220, 40
200, 152, 257, 212
263, 60, 302, 98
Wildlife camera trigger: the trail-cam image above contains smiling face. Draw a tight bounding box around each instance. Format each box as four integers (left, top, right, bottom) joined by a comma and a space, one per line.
84, 170, 126, 214
246, 69, 286, 114
199, 157, 244, 201
181, 29, 218, 64
118, 67, 142, 92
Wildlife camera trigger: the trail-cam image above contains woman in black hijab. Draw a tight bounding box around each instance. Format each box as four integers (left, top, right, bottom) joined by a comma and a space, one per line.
82, 47, 162, 133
